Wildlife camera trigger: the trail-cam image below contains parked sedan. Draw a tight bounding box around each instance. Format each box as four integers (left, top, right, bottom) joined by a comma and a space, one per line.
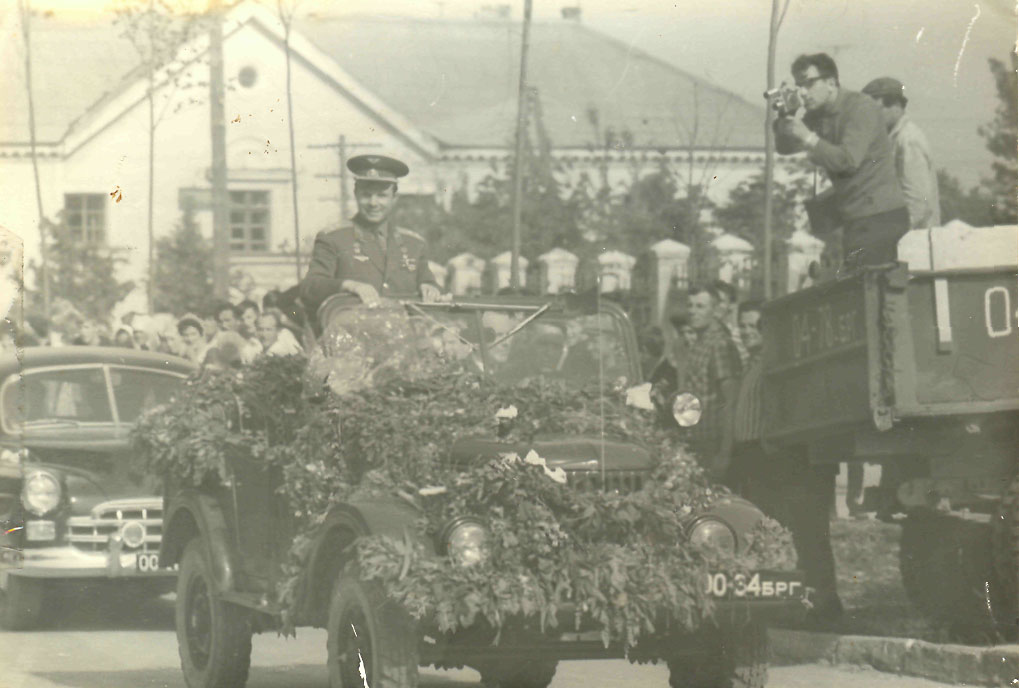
0, 346, 194, 629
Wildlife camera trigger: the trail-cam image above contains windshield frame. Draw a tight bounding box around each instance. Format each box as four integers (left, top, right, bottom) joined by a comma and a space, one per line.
406, 296, 641, 385
0, 363, 189, 435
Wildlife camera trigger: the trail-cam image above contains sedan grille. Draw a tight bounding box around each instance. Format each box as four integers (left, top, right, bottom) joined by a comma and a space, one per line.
566, 470, 646, 494
66, 498, 163, 554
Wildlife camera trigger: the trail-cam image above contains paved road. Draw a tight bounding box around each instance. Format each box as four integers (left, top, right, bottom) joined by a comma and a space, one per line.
0, 590, 969, 688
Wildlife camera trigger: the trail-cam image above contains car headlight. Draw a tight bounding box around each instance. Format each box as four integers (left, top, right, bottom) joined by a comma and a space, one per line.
22, 470, 61, 516
687, 517, 736, 553
443, 518, 488, 567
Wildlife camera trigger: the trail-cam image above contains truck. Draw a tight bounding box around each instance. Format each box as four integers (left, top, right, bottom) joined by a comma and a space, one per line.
759, 222, 1018, 637
156, 295, 806, 688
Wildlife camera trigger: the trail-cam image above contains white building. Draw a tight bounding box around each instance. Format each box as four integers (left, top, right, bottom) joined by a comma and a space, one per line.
1, 2, 767, 314
538, 248, 579, 294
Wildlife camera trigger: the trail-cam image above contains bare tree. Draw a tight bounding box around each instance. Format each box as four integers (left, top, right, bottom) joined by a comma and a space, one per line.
17, 0, 51, 320
277, 0, 303, 281
115, 0, 202, 312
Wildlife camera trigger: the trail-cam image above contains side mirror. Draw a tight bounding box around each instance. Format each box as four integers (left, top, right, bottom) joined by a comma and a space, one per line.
672, 392, 702, 427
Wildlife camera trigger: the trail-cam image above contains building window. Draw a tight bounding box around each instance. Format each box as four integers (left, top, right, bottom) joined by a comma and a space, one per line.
63, 194, 106, 243
229, 191, 270, 252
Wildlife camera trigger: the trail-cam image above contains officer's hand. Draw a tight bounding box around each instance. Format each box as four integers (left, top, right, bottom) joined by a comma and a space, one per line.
420, 283, 442, 303
343, 280, 381, 308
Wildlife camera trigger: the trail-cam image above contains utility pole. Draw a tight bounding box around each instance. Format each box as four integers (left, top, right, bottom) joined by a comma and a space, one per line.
763, 0, 793, 299
18, 0, 50, 320
208, 0, 230, 299
310, 136, 381, 223
509, 0, 533, 290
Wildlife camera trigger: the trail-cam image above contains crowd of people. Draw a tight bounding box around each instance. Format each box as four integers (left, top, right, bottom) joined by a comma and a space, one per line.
2, 289, 307, 370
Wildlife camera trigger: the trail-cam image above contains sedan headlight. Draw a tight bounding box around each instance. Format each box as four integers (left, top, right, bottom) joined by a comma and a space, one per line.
22, 470, 61, 516
443, 518, 489, 567
687, 517, 736, 553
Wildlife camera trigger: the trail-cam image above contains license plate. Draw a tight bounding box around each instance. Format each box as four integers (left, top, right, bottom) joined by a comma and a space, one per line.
135, 552, 163, 573
705, 570, 803, 599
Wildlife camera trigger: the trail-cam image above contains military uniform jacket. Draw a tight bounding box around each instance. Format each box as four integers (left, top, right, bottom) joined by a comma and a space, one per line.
299, 218, 436, 315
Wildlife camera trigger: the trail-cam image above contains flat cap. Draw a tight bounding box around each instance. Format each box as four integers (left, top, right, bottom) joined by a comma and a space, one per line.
862, 77, 906, 100
347, 154, 409, 183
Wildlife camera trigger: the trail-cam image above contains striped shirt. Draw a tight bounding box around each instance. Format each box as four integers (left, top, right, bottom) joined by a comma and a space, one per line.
732, 353, 764, 442
681, 321, 742, 455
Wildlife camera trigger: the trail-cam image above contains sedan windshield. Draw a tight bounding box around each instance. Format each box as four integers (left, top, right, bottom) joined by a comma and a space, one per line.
1, 366, 184, 430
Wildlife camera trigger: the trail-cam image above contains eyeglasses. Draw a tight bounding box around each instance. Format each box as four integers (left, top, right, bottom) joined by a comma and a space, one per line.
795, 75, 827, 90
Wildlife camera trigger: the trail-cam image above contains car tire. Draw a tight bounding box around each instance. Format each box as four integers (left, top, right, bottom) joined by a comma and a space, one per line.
477, 660, 558, 687
326, 570, 419, 688
667, 622, 767, 688
0, 575, 45, 630
176, 540, 252, 688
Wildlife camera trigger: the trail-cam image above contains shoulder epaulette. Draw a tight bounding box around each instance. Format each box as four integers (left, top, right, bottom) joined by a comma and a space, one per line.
395, 227, 425, 243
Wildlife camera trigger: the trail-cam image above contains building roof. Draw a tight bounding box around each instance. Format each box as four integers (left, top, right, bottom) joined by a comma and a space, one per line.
0, 13, 141, 144
297, 15, 765, 151
1, 8, 766, 153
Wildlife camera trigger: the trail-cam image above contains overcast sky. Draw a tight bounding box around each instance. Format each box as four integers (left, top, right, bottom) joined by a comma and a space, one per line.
18, 0, 1019, 187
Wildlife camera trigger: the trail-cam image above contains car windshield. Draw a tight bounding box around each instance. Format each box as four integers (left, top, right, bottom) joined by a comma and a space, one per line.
2, 365, 184, 430
409, 305, 634, 386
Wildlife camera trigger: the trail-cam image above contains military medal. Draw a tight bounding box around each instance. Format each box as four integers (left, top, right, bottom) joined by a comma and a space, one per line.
352, 240, 369, 262
400, 243, 416, 271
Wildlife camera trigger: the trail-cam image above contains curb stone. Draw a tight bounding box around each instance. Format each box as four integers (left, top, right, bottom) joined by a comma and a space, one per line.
768, 628, 1019, 686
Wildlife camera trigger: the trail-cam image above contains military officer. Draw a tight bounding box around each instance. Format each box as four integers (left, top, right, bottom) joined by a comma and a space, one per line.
299, 154, 441, 322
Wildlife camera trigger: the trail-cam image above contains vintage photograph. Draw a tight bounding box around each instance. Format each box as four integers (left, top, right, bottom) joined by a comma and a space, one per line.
0, 0, 1016, 686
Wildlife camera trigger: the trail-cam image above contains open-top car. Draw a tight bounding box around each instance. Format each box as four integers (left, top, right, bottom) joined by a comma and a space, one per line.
154, 295, 806, 688
0, 346, 194, 629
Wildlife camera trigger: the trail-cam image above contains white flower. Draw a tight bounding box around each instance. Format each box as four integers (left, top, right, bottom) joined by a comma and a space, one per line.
625, 382, 655, 411
495, 405, 518, 420
543, 466, 568, 484
500, 452, 521, 465
523, 449, 546, 467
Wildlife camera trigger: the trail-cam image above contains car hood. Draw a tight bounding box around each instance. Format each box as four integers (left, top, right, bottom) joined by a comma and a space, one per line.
20, 447, 158, 517
449, 435, 653, 471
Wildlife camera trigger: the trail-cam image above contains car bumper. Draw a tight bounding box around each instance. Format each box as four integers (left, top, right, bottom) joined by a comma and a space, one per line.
0, 544, 175, 580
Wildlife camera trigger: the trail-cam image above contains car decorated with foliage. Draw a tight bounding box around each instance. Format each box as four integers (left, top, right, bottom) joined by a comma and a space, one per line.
0, 346, 194, 629
143, 294, 806, 688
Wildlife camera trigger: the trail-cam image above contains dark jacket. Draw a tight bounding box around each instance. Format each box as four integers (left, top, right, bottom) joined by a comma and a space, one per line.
299, 217, 436, 316
776, 89, 905, 221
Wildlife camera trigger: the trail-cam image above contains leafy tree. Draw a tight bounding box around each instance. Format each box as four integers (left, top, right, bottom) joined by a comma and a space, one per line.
152, 211, 214, 315
978, 51, 1018, 224
30, 220, 134, 322
937, 170, 996, 226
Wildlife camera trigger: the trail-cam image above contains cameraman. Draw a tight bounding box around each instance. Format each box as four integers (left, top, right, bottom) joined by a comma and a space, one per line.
774, 53, 909, 267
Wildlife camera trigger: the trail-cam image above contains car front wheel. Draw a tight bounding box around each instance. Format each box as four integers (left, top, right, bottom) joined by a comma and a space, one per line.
176, 540, 252, 688
327, 570, 419, 688
0, 574, 45, 630
667, 622, 767, 688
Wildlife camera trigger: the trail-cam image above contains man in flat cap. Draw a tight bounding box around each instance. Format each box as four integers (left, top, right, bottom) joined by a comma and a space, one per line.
775, 53, 909, 267
863, 77, 941, 229
300, 154, 441, 323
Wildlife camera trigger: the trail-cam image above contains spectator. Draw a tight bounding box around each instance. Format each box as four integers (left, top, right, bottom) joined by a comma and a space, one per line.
668, 312, 696, 389
862, 77, 940, 229
177, 315, 208, 364
113, 326, 135, 348
710, 279, 748, 367
640, 324, 678, 427
237, 300, 260, 338
679, 285, 742, 478
213, 301, 239, 333
256, 309, 303, 356
72, 319, 107, 346
131, 315, 153, 351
